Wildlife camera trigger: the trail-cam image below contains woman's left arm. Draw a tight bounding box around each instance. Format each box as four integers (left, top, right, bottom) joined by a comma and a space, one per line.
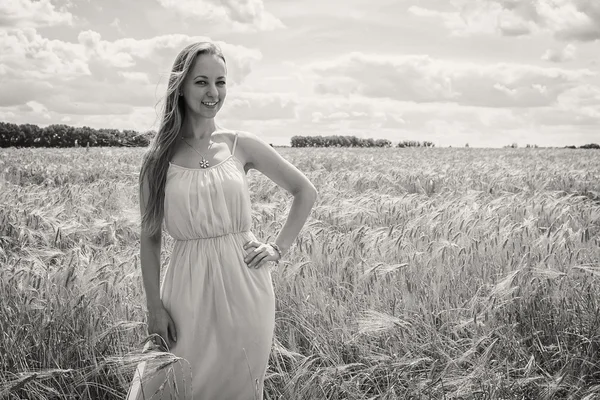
238, 131, 318, 269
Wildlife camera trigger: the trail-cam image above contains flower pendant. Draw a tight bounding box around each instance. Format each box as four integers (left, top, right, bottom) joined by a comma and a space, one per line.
199, 158, 210, 168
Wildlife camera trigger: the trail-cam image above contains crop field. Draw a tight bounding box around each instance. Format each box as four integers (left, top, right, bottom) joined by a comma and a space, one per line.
1, 146, 600, 399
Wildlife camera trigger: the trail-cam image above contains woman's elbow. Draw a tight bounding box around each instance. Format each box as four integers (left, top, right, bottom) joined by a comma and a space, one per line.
305, 183, 318, 202
291, 181, 318, 202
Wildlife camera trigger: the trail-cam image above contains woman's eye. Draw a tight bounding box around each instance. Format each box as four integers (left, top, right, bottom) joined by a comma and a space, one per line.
218, 81, 226, 85
195, 81, 206, 85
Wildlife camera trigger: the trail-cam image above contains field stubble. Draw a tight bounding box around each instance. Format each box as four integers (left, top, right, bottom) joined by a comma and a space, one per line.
1, 146, 600, 399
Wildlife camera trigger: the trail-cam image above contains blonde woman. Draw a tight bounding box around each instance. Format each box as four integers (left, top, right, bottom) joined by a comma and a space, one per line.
129, 41, 317, 399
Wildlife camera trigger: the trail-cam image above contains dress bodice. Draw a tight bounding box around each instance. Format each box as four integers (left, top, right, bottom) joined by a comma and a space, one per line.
163, 134, 252, 241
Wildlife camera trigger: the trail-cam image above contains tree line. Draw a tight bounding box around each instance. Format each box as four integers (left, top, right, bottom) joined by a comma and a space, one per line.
565, 144, 600, 149
290, 135, 435, 148
4, 121, 595, 149
504, 143, 600, 149
0, 122, 152, 148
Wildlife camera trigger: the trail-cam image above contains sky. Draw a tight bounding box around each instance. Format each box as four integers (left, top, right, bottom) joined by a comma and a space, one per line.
1, 0, 599, 147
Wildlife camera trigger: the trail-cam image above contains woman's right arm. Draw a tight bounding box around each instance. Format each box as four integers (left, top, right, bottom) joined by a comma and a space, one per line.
139, 172, 177, 349
140, 229, 163, 311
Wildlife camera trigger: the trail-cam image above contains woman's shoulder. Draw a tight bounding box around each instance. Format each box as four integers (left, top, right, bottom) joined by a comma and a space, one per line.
214, 129, 261, 151
213, 129, 254, 140
213, 129, 260, 169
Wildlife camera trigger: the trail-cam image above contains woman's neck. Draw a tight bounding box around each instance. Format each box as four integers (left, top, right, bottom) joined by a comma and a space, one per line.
180, 115, 217, 140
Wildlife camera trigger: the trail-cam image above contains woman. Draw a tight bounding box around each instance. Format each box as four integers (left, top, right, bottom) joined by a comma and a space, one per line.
129, 41, 317, 399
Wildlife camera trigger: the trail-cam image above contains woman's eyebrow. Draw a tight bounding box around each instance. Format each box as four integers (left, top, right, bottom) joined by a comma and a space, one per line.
193, 75, 226, 79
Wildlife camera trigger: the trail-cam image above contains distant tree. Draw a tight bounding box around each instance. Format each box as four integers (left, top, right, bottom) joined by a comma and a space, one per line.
397, 140, 424, 148
580, 143, 600, 149
465, 143, 469, 148
375, 139, 392, 147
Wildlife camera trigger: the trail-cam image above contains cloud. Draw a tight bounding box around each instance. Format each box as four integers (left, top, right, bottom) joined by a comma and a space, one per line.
542, 43, 577, 62
109, 18, 124, 35
307, 52, 596, 108
295, 96, 379, 124
25, 101, 50, 119
0, 28, 90, 80
408, 2, 539, 37
156, 0, 284, 32
0, 0, 74, 29
310, 110, 371, 123
18, 106, 158, 131
118, 71, 151, 84
531, 83, 600, 126
536, 0, 600, 41
410, 0, 600, 42
0, 28, 262, 85
74, 31, 262, 84
0, 28, 263, 129
220, 92, 297, 120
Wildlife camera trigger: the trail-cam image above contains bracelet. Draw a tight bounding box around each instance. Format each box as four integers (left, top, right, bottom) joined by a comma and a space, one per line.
268, 242, 283, 263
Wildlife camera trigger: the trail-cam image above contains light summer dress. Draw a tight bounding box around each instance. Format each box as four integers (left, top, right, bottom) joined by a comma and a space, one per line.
128, 132, 276, 400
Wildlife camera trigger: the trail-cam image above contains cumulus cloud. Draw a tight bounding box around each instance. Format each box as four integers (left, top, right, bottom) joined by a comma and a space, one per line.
109, 18, 124, 35
1, 26, 261, 85
408, 2, 539, 37
542, 43, 577, 62
295, 96, 377, 124
118, 71, 151, 84
380, 114, 406, 129
0, 28, 90, 80
410, 0, 600, 42
74, 31, 262, 84
311, 111, 371, 123
307, 52, 596, 108
537, 0, 600, 41
0, 0, 74, 29
541, 83, 600, 124
156, 0, 284, 32
25, 100, 50, 118
220, 92, 297, 120
0, 28, 262, 127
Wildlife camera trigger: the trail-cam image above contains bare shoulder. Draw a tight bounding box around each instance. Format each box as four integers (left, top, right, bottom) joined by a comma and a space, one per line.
232, 130, 317, 197
231, 130, 274, 170
212, 129, 236, 148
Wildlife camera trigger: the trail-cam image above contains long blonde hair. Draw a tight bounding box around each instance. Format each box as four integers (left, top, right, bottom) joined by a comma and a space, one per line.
139, 41, 226, 238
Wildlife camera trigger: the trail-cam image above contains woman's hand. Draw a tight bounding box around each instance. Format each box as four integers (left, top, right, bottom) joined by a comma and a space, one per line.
243, 240, 280, 269
146, 304, 177, 351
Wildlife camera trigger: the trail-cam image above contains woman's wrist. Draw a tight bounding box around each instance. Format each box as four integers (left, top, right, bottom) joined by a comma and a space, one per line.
268, 242, 283, 261
146, 298, 164, 312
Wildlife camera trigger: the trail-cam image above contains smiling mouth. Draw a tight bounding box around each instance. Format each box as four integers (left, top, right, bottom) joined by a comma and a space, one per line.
202, 101, 219, 107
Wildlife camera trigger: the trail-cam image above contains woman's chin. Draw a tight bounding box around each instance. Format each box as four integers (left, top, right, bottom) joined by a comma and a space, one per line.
189, 108, 221, 119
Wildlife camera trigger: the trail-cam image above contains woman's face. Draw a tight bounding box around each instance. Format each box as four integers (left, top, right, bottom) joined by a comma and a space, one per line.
180, 53, 227, 119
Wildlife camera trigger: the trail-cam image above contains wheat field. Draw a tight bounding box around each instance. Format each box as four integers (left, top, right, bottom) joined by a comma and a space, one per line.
1, 146, 600, 399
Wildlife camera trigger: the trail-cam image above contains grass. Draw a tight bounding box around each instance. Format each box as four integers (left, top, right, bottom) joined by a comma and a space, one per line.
1, 146, 599, 399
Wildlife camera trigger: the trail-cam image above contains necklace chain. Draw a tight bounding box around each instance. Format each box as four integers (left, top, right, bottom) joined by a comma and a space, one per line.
181, 136, 213, 168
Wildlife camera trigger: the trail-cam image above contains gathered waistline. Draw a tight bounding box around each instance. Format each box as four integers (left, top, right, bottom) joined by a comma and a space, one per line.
174, 230, 251, 242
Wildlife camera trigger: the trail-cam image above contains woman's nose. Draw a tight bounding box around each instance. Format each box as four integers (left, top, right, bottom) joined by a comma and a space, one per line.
207, 84, 218, 97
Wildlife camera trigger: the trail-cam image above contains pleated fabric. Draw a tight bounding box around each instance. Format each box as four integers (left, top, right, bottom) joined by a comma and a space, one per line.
128, 132, 275, 400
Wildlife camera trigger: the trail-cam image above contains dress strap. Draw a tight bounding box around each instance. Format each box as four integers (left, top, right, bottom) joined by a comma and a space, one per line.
232, 132, 239, 156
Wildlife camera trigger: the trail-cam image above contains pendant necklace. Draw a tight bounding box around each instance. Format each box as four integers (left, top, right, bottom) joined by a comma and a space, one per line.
181, 136, 213, 168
